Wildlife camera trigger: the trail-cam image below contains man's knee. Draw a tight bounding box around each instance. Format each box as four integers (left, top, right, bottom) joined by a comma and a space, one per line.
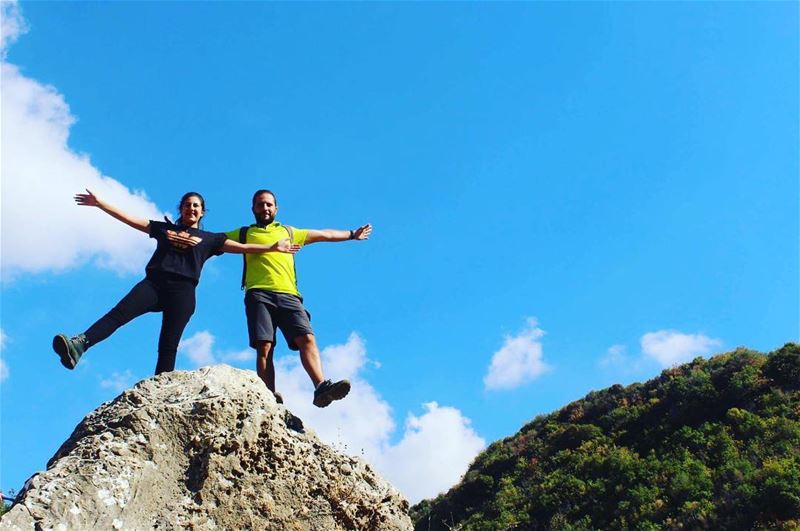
293, 334, 316, 349
254, 340, 274, 356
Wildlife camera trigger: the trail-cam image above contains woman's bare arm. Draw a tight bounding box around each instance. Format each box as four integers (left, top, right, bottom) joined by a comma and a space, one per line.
75, 189, 150, 234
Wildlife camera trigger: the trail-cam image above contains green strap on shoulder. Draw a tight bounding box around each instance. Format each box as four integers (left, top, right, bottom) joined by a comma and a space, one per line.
239, 226, 249, 290
284, 225, 299, 292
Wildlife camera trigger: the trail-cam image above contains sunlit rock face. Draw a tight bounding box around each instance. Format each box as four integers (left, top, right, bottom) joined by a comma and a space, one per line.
1, 365, 412, 530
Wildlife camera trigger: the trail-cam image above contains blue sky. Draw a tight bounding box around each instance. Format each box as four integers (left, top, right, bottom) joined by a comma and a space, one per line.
1, 1, 797, 503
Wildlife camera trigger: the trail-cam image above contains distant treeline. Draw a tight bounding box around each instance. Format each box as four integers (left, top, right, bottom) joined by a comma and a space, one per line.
412, 343, 800, 530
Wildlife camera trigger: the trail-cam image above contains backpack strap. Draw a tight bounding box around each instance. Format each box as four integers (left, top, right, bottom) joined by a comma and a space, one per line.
284, 225, 299, 292
239, 226, 249, 290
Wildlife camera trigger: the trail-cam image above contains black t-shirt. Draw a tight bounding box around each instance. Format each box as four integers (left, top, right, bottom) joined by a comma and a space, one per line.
145, 221, 227, 283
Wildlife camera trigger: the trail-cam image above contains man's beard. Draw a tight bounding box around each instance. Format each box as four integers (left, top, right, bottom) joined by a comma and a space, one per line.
253, 212, 274, 226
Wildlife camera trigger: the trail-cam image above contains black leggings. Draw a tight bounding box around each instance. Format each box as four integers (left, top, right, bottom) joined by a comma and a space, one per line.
84, 272, 197, 375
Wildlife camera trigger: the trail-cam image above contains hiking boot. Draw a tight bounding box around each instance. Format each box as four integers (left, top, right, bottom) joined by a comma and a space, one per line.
273, 391, 284, 405
313, 379, 351, 408
52, 334, 88, 370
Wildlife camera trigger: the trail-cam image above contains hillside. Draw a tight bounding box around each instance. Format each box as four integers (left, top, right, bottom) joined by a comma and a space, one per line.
412, 343, 800, 530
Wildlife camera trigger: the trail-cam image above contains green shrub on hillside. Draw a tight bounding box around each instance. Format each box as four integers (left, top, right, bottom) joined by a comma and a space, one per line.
411, 343, 800, 530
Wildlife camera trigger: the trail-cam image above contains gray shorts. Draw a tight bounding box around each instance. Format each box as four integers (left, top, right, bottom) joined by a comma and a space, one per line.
244, 289, 313, 351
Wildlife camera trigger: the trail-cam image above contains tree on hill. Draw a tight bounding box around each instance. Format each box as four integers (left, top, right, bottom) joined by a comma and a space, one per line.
412, 343, 800, 530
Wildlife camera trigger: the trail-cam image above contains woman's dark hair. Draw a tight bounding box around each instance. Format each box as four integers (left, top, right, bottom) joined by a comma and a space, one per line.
251, 189, 277, 206
177, 192, 206, 227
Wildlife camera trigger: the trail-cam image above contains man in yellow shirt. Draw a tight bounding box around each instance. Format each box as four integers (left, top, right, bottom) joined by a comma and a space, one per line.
226, 189, 372, 407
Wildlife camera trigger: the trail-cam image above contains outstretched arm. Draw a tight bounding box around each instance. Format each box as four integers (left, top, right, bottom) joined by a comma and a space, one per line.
75, 189, 150, 233
222, 238, 301, 255
304, 223, 372, 245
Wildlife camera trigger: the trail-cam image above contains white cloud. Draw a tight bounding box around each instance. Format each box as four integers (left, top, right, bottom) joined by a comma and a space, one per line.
183, 330, 485, 503
484, 318, 551, 391
221, 348, 254, 363
178, 331, 254, 367
641, 330, 722, 367
275, 333, 396, 463
99, 370, 136, 393
1, 1, 27, 57
178, 331, 217, 367
377, 402, 485, 502
0, 328, 8, 382
0, 11, 165, 280
275, 332, 485, 503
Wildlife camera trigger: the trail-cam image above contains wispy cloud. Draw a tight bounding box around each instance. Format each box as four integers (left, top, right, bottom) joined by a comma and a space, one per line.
1, 2, 164, 280
484, 318, 551, 391
641, 330, 722, 367
0, 1, 27, 57
0, 328, 8, 382
599, 344, 628, 367
99, 370, 136, 393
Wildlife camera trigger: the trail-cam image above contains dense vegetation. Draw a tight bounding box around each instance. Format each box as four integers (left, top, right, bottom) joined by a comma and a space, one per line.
412, 343, 800, 530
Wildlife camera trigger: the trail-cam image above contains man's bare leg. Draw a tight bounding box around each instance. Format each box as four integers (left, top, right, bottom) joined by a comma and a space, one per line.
294, 333, 350, 407
293, 334, 324, 387
255, 340, 282, 403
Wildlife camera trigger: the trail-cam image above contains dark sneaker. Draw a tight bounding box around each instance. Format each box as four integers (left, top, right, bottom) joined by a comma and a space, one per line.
273, 391, 284, 404
52, 334, 88, 370
313, 379, 351, 408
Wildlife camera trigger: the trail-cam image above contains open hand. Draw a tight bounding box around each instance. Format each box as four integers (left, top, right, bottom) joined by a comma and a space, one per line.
275, 238, 302, 254
74, 189, 100, 207
353, 223, 372, 240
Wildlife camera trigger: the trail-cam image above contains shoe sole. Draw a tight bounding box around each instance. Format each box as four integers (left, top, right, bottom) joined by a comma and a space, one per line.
52, 335, 76, 370
313, 380, 351, 408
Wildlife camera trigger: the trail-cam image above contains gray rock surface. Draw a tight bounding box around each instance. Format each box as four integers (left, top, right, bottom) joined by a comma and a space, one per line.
1, 365, 412, 530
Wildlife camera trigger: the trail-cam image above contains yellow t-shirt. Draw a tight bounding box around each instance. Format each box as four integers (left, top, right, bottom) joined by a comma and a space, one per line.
225, 222, 308, 296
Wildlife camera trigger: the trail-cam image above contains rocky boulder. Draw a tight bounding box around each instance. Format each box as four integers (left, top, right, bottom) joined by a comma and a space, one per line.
1, 365, 412, 530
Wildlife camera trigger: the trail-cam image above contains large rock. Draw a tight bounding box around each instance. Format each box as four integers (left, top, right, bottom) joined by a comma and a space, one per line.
1, 365, 412, 530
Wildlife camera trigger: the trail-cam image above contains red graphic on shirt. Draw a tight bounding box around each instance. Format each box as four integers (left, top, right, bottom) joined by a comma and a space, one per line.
166, 230, 202, 250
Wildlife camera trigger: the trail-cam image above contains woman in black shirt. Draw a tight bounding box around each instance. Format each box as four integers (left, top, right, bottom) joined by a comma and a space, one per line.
52, 189, 300, 375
